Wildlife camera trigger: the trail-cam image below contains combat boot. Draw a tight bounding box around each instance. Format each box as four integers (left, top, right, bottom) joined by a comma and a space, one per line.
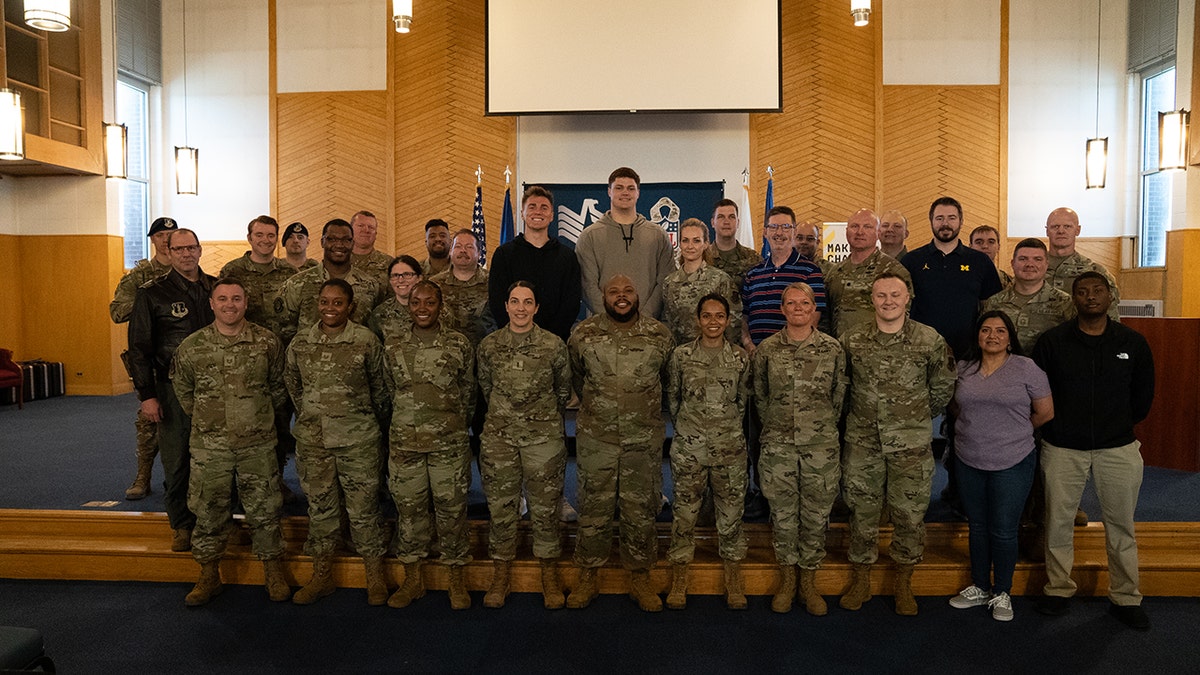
894, 564, 918, 616
363, 557, 388, 606
483, 560, 510, 609
665, 563, 688, 610
263, 558, 291, 602
124, 451, 154, 500
448, 565, 471, 610
629, 570, 663, 612
293, 555, 335, 605
798, 568, 827, 616
184, 561, 223, 606
771, 565, 796, 613
566, 567, 598, 609
723, 561, 747, 610
541, 559, 565, 609
387, 561, 425, 608
171, 528, 192, 553
839, 563, 873, 610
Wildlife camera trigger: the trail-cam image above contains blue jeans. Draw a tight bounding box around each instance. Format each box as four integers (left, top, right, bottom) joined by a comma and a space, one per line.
955, 452, 1036, 594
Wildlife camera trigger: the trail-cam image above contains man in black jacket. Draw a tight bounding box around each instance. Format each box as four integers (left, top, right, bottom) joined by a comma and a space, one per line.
128, 228, 216, 552
1032, 271, 1155, 630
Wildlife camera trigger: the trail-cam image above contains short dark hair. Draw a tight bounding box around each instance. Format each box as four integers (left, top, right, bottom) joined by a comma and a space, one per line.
320, 278, 354, 303
210, 277, 246, 297
425, 218, 449, 232
767, 205, 796, 222
388, 254, 422, 276
969, 224, 998, 241
247, 215, 278, 235
713, 198, 738, 216
167, 228, 199, 247
929, 196, 963, 223
1013, 237, 1047, 254
696, 292, 729, 318
507, 280, 538, 304
521, 186, 554, 209
322, 218, 353, 237
453, 228, 479, 243
1072, 270, 1111, 293
608, 167, 640, 186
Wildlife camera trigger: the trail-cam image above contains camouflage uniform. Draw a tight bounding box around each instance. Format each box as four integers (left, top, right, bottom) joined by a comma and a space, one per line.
476, 325, 571, 561
287, 259, 320, 273
666, 339, 750, 564
568, 313, 673, 571
429, 266, 496, 347
219, 253, 297, 335
285, 321, 391, 558
421, 256, 450, 278
352, 249, 393, 288
367, 295, 412, 342
753, 328, 848, 568
825, 250, 912, 337
983, 283, 1075, 357
661, 263, 741, 345
1046, 251, 1120, 321
997, 268, 1014, 288
275, 264, 386, 345
840, 319, 956, 566
708, 242, 761, 302
383, 323, 475, 566
171, 322, 287, 564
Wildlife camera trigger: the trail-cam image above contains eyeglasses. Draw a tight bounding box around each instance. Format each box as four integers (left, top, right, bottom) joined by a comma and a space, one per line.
170, 245, 200, 253
390, 272, 419, 280
795, 235, 818, 242
764, 223, 795, 231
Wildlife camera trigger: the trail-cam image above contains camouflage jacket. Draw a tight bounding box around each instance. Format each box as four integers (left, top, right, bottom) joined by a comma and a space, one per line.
568, 313, 673, 446
661, 263, 741, 345
752, 327, 848, 448
421, 256, 450, 278
171, 322, 285, 450
477, 324, 571, 446
285, 321, 390, 448
274, 263, 386, 345
352, 249, 393, 288
429, 266, 496, 346
367, 294, 412, 342
826, 249, 912, 337
109, 257, 170, 323
667, 339, 750, 464
841, 318, 956, 450
383, 323, 475, 453
982, 282, 1075, 356
219, 252, 298, 334
708, 242, 761, 299
1045, 251, 1120, 321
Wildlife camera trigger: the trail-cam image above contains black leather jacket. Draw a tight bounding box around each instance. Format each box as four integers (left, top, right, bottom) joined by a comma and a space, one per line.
127, 268, 215, 400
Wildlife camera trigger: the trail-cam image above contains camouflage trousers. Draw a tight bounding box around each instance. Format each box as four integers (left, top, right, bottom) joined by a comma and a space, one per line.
842, 443, 934, 566
574, 434, 662, 572
187, 443, 284, 564
388, 446, 471, 566
667, 443, 747, 564
296, 440, 387, 558
135, 409, 159, 461
760, 441, 840, 568
480, 435, 565, 561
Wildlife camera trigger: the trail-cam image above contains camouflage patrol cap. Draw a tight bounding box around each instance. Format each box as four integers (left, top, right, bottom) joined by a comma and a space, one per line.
282, 222, 308, 244
147, 217, 178, 236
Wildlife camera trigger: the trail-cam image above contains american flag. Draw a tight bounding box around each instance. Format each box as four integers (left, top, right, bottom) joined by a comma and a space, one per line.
471, 185, 487, 265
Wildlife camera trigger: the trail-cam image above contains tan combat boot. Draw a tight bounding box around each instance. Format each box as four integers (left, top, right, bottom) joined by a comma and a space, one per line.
566, 567, 598, 609
894, 564, 918, 616
448, 565, 471, 610
541, 559, 564, 610
665, 563, 688, 610
798, 568, 827, 616
629, 570, 663, 612
483, 560, 511, 609
263, 558, 291, 602
124, 444, 155, 500
171, 528, 192, 553
292, 555, 335, 605
724, 561, 747, 610
387, 561, 425, 608
363, 557, 389, 606
184, 561, 223, 606
771, 565, 796, 613
839, 563, 873, 610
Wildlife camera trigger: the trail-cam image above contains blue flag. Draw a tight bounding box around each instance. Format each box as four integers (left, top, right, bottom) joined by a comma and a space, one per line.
471, 185, 487, 265
500, 187, 515, 245
761, 176, 774, 259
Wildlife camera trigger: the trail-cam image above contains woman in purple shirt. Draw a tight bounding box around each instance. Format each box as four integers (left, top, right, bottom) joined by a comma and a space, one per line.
948, 310, 1054, 622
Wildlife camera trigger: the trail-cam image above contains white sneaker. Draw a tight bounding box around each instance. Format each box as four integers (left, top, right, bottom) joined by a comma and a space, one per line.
949, 585, 991, 609
989, 592, 1014, 622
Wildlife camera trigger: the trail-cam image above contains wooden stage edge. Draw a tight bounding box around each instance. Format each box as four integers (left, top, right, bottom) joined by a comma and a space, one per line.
2, 509, 1199, 598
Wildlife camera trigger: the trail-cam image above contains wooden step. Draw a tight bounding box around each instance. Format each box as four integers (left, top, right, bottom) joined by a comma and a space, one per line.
2, 509, 1199, 598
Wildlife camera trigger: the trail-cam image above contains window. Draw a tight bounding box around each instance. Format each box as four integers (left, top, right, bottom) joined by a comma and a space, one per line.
119, 78, 151, 268
1137, 66, 1174, 268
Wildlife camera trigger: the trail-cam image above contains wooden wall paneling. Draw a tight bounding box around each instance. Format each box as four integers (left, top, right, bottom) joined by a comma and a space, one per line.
1074, 237, 1122, 276
0, 234, 24, 356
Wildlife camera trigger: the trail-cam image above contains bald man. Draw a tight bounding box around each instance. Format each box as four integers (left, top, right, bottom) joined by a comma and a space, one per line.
1044, 207, 1120, 321
878, 210, 910, 261
825, 209, 912, 337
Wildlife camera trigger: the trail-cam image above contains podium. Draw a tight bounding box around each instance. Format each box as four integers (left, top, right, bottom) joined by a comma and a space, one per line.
1126, 317, 1200, 472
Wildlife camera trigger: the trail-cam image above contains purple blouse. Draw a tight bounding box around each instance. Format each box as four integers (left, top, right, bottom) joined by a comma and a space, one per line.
953, 355, 1051, 471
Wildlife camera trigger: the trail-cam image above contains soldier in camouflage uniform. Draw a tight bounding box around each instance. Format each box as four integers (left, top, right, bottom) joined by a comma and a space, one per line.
429, 229, 496, 346
367, 254, 422, 341
1045, 207, 1120, 321
969, 224, 1013, 288
665, 293, 751, 611
753, 283, 848, 615
662, 218, 740, 345
282, 222, 319, 272
839, 272, 956, 616
286, 279, 392, 606
171, 278, 290, 606
275, 219, 386, 346
382, 280, 476, 610
795, 221, 832, 276
476, 281, 572, 609
349, 210, 393, 287
825, 209, 912, 337
109, 216, 176, 500
983, 238, 1075, 357
421, 218, 452, 277
707, 199, 762, 303
565, 275, 674, 612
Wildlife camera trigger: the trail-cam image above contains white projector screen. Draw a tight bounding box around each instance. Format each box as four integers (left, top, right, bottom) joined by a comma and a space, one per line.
486, 0, 782, 115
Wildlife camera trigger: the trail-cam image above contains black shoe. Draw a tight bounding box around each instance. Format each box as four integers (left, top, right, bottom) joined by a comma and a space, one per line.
1109, 602, 1150, 630
743, 491, 768, 520
1036, 595, 1070, 616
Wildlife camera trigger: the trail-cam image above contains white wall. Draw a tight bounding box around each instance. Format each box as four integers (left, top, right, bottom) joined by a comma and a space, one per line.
1178, 0, 1199, 230
884, 0, 1001, 85
276, 0, 387, 93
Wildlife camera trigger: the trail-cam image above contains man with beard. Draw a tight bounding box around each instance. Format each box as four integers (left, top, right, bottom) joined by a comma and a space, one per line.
566, 275, 673, 612
421, 219, 452, 277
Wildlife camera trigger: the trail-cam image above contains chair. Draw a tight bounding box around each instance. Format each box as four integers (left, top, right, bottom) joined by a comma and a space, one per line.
0, 348, 23, 409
